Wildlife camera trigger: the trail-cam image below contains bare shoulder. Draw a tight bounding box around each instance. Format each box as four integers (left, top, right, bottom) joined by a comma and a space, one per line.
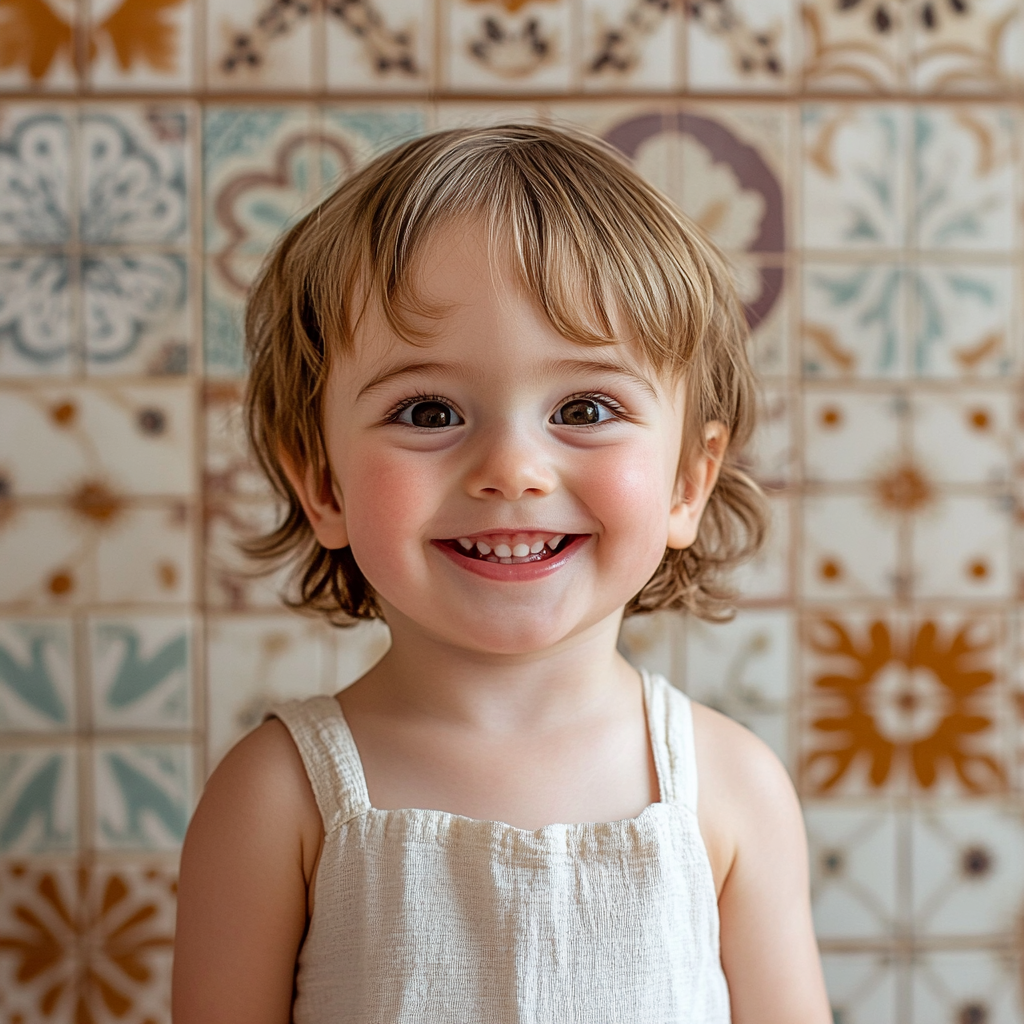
689, 701, 803, 895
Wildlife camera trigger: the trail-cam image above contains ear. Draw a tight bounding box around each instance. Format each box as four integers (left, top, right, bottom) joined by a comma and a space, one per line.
278, 447, 350, 550
666, 421, 728, 551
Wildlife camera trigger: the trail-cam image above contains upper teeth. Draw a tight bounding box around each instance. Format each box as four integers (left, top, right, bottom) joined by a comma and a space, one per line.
453, 532, 567, 558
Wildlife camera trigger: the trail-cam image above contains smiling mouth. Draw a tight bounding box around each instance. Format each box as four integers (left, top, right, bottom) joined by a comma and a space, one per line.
439, 533, 576, 565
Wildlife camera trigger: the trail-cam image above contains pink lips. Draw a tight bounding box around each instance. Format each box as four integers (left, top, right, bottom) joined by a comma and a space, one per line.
432, 535, 588, 581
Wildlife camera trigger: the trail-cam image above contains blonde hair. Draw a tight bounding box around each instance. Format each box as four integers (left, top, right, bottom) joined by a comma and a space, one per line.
244, 122, 767, 623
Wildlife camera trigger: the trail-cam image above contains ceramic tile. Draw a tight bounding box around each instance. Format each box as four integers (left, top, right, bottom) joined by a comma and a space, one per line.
747, 384, 796, 490
802, 262, 908, 379
802, 106, 908, 251
81, 105, 190, 246
684, 609, 791, 762
206, 0, 316, 90
909, 262, 1016, 378
618, 610, 682, 688
0, 618, 75, 732
686, 0, 792, 92
801, 0, 908, 92
0, 106, 73, 244
579, 0, 678, 91
746, 257, 790, 377
910, 390, 1013, 485
801, 494, 901, 600
90, 616, 191, 730
804, 804, 903, 940
911, 801, 1024, 939
325, 0, 433, 91
0, 858, 177, 1024
911, 0, 1024, 93
911, 949, 1023, 1024
730, 490, 792, 602
803, 390, 903, 484
320, 105, 429, 163
0, 501, 194, 607
204, 380, 275, 503
434, 101, 548, 131
821, 951, 904, 1024
0, 8, 82, 91
445, 0, 574, 92
0, 255, 76, 377
87, 0, 195, 91
912, 106, 1017, 252
93, 742, 193, 850
911, 494, 1014, 599
800, 610, 1007, 798
0, 384, 194, 498
203, 254, 251, 377
0, 745, 77, 853
205, 615, 390, 769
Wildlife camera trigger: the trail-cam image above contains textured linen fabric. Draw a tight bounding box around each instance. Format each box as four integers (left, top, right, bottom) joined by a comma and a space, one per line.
269, 670, 731, 1024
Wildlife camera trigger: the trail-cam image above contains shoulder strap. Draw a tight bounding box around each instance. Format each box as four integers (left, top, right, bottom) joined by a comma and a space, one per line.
642, 669, 698, 815
266, 695, 371, 833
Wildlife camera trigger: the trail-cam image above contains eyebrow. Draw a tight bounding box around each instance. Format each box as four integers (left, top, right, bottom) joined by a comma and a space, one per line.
356, 361, 469, 400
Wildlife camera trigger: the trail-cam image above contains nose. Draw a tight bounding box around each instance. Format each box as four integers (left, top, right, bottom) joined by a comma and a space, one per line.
463, 421, 557, 501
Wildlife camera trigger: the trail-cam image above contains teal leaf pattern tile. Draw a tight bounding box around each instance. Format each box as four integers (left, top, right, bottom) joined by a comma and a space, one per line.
91, 618, 191, 729
0, 747, 77, 853
0, 619, 74, 731
93, 743, 191, 850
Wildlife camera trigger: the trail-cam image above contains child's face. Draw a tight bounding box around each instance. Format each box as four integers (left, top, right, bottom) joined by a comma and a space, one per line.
289, 220, 721, 656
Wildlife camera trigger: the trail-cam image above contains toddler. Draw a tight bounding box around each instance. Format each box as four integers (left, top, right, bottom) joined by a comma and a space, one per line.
172, 123, 830, 1023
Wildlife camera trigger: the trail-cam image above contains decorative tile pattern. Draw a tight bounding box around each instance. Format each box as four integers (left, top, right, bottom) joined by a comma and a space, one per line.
0, 618, 74, 732
0, 745, 77, 853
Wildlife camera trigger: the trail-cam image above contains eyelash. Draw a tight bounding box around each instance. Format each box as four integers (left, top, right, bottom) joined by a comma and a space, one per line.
383, 394, 461, 426
383, 392, 628, 427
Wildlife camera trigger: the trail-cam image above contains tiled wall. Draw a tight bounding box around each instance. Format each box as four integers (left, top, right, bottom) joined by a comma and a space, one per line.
1, 0, 1023, 1021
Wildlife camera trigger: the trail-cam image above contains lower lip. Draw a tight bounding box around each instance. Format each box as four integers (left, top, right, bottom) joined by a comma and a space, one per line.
432, 535, 588, 581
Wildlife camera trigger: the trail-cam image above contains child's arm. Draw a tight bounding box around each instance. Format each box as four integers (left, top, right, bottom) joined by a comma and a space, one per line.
693, 704, 832, 1024
172, 720, 323, 1024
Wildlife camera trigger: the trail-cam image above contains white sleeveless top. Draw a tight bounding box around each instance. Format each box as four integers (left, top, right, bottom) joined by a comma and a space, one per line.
270, 669, 731, 1024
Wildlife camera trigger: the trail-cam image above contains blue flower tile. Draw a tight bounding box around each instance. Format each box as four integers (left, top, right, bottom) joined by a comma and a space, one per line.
90, 617, 191, 730
0, 254, 74, 376
93, 742, 193, 851
0, 745, 77, 854
0, 619, 75, 732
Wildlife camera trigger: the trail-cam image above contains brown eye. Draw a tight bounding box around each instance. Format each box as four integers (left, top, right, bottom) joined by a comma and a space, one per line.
400, 400, 461, 428
555, 399, 602, 425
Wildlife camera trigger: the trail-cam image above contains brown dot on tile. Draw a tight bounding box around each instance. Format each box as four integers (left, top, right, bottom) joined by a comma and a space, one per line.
11, 863, 26, 877
819, 558, 843, 581
959, 1002, 989, 1024
961, 845, 993, 878
157, 561, 179, 589
69, 480, 124, 523
48, 571, 74, 596
819, 406, 843, 429
967, 559, 989, 580
875, 463, 934, 513
137, 407, 167, 436
821, 849, 844, 876
50, 400, 77, 427
968, 409, 991, 431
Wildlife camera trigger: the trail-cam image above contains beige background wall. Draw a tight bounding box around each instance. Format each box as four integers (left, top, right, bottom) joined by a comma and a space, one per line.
0, 0, 1022, 1020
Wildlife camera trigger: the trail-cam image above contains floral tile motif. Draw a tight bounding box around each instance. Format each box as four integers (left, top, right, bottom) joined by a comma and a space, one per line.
910, 949, 1023, 1024
0, 619, 74, 733
801, 494, 901, 600
910, 390, 1013, 485
911, 494, 1014, 600
803, 390, 903, 484
206, 0, 317, 90
804, 804, 903, 939
799, 611, 1008, 798
0, 502, 194, 608
686, 0, 792, 92
326, 0, 433, 91
802, 262, 908, 378
730, 491, 792, 602
910, 0, 1023, 93
93, 742, 192, 851
820, 951, 904, 1024
205, 616, 390, 769
911, 801, 1024, 939
912, 107, 1016, 252
619, 610, 683, 688
0, 859, 176, 1023
0, 5, 82, 90
801, 0, 909, 92
0, 385, 194, 498
684, 609, 792, 762
90, 617, 191, 730
445, 0, 574, 92
909, 262, 1015, 378
579, 0, 679, 91
0, 746, 77, 853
